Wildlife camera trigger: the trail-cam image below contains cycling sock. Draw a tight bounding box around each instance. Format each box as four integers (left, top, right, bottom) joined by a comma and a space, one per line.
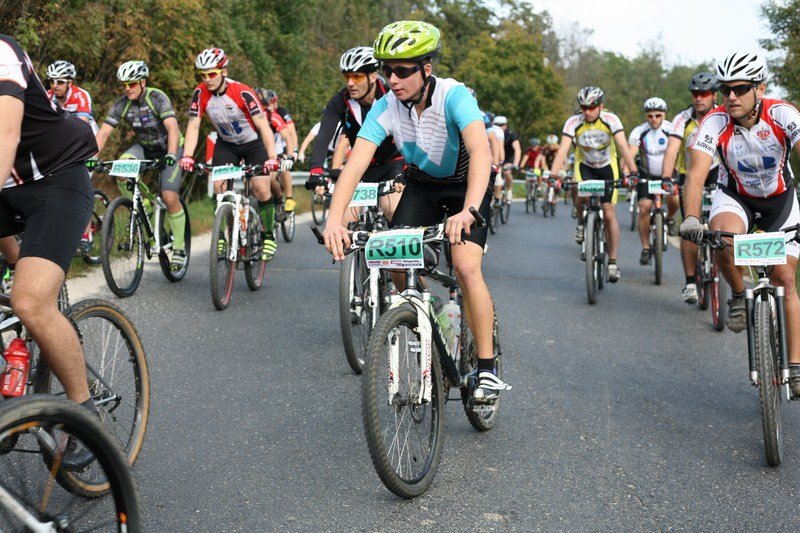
259, 199, 275, 236
609, 259, 617, 265
166, 208, 186, 250
477, 358, 495, 375
686, 276, 694, 285
732, 290, 745, 298
80, 397, 99, 416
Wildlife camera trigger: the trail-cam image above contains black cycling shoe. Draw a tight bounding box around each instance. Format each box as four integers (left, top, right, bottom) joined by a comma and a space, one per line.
790, 366, 800, 398
61, 436, 96, 471
639, 248, 651, 265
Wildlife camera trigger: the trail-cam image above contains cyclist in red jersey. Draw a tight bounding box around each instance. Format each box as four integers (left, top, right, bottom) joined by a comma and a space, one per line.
180, 48, 280, 260
259, 89, 298, 213
45, 60, 97, 134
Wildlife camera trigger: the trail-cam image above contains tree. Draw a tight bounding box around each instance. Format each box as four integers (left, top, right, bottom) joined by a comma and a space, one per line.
761, 0, 800, 103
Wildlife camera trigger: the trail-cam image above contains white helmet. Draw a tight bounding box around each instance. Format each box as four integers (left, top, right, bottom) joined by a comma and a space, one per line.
47, 60, 76, 80
339, 46, 380, 73
716, 52, 767, 83
577, 86, 604, 107
493, 115, 507, 126
546, 134, 559, 145
195, 48, 228, 70
643, 97, 667, 112
116, 61, 149, 83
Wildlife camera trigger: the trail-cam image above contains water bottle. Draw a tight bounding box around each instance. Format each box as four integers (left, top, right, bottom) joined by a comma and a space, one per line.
1, 338, 30, 398
443, 300, 462, 358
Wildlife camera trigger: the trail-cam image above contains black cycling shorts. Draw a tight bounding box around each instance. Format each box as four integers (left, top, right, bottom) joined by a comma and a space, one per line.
361, 158, 404, 184
0, 163, 92, 273
212, 138, 268, 167
391, 179, 491, 248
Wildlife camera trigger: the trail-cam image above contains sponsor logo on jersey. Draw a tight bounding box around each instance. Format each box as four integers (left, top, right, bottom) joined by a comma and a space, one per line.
788, 122, 797, 132
757, 129, 770, 141
704, 134, 713, 144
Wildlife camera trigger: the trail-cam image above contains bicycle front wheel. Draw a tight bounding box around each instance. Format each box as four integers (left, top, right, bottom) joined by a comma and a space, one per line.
754, 297, 784, 466
362, 305, 445, 498
339, 251, 372, 374
158, 198, 191, 282
83, 190, 109, 265
696, 246, 710, 310
244, 205, 266, 291
281, 210, 296, 242
311, 193, 328, 225
101, 197, 145, 298
653, 211, 664, 285
488, 205, 498, 235
460, 307, 502, 431
711, 260, 727, 331
629, 194, 637, 231
0, 396, 142, 530
585, 212, 598, 304
500, 199, 510, 224
525, 182, 532, 213
210, 204, 237, 310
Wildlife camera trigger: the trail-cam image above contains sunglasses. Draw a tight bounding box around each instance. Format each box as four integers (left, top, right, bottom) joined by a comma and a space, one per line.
719, 83, 755, 98
199, 69, 223, 80
691, 90, 713, 98
342, 72, 367, 83
581, 105, 599, 111
646, 113, 664, 119
121, 81, 140, 89
382, 64, 421, 79
49, 79, 69, 86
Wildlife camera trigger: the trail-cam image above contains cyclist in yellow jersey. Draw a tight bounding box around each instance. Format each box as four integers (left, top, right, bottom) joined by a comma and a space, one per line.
550, 86, 638, 282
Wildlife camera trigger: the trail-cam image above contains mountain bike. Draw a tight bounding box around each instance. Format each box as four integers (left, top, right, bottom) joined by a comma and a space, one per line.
0, 395, 143, 531
332, 179, 398, 374
200, 163, 267, 311
576, 179, 622, 304
628, 183, 639, 231
499, 166, 513, 225
274, 156, 296, 243
632, 176, 672, 285
311, 175, 331, 225
541, 173, 559, 218
0, 287, 150, 495
321, 209, 504, 498
524, 169, 539, 214
699, 227, 800, 466
97, 159, 191, 298
695, 184, 727, 331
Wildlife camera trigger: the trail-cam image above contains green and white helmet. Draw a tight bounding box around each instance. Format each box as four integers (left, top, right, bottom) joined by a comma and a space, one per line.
373, 20, 441, 61
117, 60, 149, 83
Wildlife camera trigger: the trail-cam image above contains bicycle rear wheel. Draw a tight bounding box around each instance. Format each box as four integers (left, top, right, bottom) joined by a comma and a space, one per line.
281, 210, 296, 242
654, 211, 663, 285
754, 297, 784, 466
244, 205, 266, 291
525, 182, 532, 213
311, 193, 328, 225
158, 198, 192, 282
362, 305, 444, 498
33, 299, 149, 494
488, 205, 498, 234
629, 193, 637, 231
0, 395, 143, 530
711, 260, 727, 331
500, 199, 510, 224
460, 307, 502, 431
696, 246, 710, 310
339, 251, 372, 374
210, 204, 236, 310
100, 197, 144, 298
83, 190, 109, 265
585, 212, 598, 304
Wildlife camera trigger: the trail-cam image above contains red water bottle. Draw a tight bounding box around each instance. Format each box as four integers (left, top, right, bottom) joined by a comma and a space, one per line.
1, 338, 30, 398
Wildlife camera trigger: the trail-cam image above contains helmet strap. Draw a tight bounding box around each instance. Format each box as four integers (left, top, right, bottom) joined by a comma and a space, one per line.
400, 61, 430, 117
356, 75, 375, 102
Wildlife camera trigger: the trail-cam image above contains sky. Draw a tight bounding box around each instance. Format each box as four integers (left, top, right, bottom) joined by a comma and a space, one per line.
529, 0, 771, 67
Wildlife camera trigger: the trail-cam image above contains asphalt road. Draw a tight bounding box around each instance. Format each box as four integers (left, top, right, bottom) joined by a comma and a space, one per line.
72, 197, 800, 531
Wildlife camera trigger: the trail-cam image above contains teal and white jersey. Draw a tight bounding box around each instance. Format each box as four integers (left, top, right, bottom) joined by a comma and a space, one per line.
358, 77, 483, 183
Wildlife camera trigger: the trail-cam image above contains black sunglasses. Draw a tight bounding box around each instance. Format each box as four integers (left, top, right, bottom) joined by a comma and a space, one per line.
382, 64, 421, 79
719, 83, 755, 98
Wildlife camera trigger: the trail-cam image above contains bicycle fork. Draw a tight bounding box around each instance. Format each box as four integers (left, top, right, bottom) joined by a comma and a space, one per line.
386, 292, 433, 406
745, 287, 790, 391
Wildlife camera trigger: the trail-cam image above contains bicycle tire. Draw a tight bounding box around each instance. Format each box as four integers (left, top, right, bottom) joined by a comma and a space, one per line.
311, 194, 328, 225
460, 308, 502, 431
711, 262, 727, 331
33, 299, 150, 494
158, 198, 192, 282
281, 210, 296, 242
339, 251, 372, 374
525, 182, 532, 213
362, 305, 444, 498
597, 220, 606, 291
585, 212, 598, 304
100, 197, 144, 298
0, 395, 143, 530
542, 197, 548, 218
210, 203, 236, 310
629, 193, 637, 231
550, 199, 556, 217
754, 298, 783, 466
83, 190, 109, 265
244, 205, 266, 291
500, 199, 510, 224
696, 246, 710, 310
654, 211, 663, 285
488, 205, 498, 235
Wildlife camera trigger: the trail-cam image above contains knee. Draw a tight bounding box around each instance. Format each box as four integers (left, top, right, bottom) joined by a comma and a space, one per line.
11, 292, 50, 328
454, 261, 483, 288
774, 271, 797, 294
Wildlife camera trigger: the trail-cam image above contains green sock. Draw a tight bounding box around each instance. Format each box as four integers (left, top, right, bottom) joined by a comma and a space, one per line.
166, 208, 186, 250
259, 200, 275, 236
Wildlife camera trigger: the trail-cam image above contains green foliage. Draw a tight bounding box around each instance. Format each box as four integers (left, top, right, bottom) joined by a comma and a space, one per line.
761, 0, 800, 103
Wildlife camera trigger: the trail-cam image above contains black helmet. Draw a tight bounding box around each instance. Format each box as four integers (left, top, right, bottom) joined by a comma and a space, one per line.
688, 72, 718, 92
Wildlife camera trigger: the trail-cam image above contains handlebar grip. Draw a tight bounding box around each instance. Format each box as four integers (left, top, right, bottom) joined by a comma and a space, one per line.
310, 225, 325, 245
469, 206, 486, 228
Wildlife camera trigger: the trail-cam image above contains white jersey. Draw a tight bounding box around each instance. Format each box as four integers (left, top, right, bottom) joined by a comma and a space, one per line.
628, 120, 672, 176
670, 106, 719, 173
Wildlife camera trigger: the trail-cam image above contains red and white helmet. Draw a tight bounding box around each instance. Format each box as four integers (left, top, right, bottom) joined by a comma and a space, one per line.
195, 48, 228, 70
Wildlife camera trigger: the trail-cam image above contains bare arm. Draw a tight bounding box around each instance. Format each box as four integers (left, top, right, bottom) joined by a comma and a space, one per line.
286, 122, 298, 155
461, 121, 493, 210
512, 140, 521, 167
94, 122, 115, 155
163, 116, 180, 156
660, 136, 682, 179
331, 135, 350, 169
683, 150, 713, 220
182, 116, 202, 159
252, 114, 277, 159
298, 129, 316, 162
0, 95, 23, 180
614, 130, 637, 174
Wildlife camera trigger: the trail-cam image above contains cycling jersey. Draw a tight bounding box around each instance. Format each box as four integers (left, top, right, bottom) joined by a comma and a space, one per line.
310, 79, 400, 171
47, 84, 97, 133
503, 130, 519, 164
359, 77, 483, 183
309, 121, 342, 154
0, 34, 96, 187
670, 106, 719, 173
273, 106, 293, 154
523, 146, 542, 168
628, 120, 673, 176
692, 99, 800, 198
562, 110, 624, 169
105, 87, 178, 152
267, 109, 289, 153
490, 125, 505, 143
189, 79, 263, 145
542, 146, 558, 168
